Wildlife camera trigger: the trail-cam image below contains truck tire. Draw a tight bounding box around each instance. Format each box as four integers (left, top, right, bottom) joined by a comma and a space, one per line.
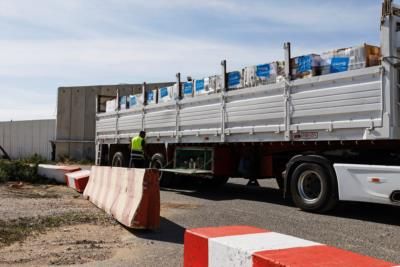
150, 153, 173, 187
112, 152, 126, 167
290, 163, 337, 212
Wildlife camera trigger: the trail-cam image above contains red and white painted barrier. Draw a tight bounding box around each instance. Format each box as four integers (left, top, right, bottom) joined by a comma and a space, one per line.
184, 226, 398, 267
38, 164, 81, 184
83, 166, 160, 229
65, 170, 90, 193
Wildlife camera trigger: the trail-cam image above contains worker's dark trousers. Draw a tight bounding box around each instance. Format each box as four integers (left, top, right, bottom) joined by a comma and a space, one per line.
129, 151, 145, 168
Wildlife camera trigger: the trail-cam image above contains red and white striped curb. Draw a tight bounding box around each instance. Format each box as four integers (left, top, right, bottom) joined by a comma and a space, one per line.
65, 170, 90, 193
184, 226, 398, 267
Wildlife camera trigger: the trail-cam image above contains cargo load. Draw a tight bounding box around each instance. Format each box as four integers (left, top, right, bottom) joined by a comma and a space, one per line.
194, 77, 215, 96
182, 82, 194, 98
146, 90, 157, 105
128, 94, 143, 108
208, 75, 223, 93
119, 96, 128, 110
105, 99, 117, 112
243, 62, 282, 87
227, 70, 244, 90
291, 54, 322, 79
321, 44, 381, 75
158, 84, 179, 103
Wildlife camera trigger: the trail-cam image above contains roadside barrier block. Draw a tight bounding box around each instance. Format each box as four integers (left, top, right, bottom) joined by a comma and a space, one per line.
83, 166, 160, 230
38, 164, 81, 184
184, 225, 398, 267
65, 170, 90, 193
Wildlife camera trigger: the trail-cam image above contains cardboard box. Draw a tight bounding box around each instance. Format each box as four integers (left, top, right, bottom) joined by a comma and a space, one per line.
228, 70, 244, 90
291, 54, 322, 79
119, 96, 128, 110
244, 62, 281, 87
208, 75, 223, 93
128, 94, 143, 108
146, 90, 157, 104
105, 99, 117, 113
158, 84, 179, 103
321, 44, 381, 75
182, 82, 194, 98
195, 78, 215, 96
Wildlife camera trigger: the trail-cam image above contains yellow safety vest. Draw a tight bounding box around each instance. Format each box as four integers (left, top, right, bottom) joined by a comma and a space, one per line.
131, 136, 144, 152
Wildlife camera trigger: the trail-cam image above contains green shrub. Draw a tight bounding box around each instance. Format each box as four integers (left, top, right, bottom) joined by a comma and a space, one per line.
0, 160, 42, 184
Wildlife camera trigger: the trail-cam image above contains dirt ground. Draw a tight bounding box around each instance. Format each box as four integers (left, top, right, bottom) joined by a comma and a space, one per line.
0, 183, 183, 267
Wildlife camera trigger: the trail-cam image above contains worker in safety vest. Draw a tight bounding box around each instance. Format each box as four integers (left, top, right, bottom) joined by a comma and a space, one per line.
129, 131, 146, 168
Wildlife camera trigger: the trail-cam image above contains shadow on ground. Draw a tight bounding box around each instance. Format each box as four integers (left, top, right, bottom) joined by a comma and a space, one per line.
129, 217, 185, 245
161, 178, 400, 227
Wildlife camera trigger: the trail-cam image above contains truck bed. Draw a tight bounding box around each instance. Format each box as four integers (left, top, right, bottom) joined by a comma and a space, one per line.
96, 66, 394, 144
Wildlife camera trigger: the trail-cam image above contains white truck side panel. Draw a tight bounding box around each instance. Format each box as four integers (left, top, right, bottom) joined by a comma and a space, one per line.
334, 164, 400, 205
96, 67, 389, 144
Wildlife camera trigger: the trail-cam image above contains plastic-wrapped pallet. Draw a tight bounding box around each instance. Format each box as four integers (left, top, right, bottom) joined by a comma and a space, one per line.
182, 82, 194, 98
119, 96, 128, 110
208, 75, 223, 93
228, 70, 244, 90
128, 94, 143, 108
194, 78, 214, 96
146, 90, 157, 104
158, 84, 179, 103
321, 44, 381, 75
244, 62, 279, 87
106, 99, 117, 113
291, 54, 322, 79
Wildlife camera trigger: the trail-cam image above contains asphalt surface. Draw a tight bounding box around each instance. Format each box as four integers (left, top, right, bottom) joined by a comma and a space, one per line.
116, 178, 400, 266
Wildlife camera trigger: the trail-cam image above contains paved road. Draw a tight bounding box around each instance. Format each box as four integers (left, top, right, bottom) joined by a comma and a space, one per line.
115, 178, 400, 266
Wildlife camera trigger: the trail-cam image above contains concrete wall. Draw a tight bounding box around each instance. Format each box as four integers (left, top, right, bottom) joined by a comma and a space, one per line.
0, 120, 56, 160
56, 82, 174, 161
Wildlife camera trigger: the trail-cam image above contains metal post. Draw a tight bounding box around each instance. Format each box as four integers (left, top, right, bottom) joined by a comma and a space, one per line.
284, 42, 292, 80
283, 42, 292, 141
142, 82, 147, 106
176, 73, 182, 100
221, 60, 227, 92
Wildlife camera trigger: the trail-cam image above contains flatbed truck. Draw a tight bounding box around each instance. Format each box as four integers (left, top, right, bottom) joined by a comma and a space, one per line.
95, 0, 400, 212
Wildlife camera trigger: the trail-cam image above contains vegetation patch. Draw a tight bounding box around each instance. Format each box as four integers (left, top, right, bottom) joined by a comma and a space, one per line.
0, 155, 48, 184
0, 212, 115, 247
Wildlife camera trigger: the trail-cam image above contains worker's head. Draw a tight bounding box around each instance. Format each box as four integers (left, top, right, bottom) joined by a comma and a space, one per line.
139, 131, 146, 138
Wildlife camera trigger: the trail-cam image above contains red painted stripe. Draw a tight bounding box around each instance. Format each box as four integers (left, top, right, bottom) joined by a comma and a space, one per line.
184, 226, 269, 267
189, 225, 269, 239
253, 245, 395, 267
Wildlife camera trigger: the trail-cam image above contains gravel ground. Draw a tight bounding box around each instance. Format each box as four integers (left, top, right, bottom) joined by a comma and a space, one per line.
0, 179, 399, 266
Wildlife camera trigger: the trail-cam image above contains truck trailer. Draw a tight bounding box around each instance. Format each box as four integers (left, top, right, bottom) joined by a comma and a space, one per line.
95, 0, 400, 212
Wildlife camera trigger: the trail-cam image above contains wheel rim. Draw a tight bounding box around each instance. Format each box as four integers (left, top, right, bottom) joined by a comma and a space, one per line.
297, 170, 324, 205
113, 158, 122, 167
151, 160, 163, 182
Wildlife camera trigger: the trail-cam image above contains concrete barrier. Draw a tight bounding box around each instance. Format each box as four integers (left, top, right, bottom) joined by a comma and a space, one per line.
65, 170, 90, 193
38, 164, 81, 184
83, 166, 160, 229
184, 225, 397, 267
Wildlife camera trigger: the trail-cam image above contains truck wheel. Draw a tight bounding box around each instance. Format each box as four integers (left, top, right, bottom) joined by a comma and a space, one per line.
112, 152, 126, 167
290, 163, 337, 212
150, 153, 172, 187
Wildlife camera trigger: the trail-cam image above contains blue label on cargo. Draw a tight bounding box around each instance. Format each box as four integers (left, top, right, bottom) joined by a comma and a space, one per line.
120, 96, 126, 104
330, 57, 350, 73
195, 80, 205, 91
160, 87, 168, 98
297, 55, 313, 73
228, 71, 241, 88
129, 96, 137, 106
256, 64, 271, 78
183, 82, 193, 95
147, 91, 154, 102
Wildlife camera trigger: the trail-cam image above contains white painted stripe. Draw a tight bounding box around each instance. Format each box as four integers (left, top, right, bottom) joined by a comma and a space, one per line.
209, 232, 321, 267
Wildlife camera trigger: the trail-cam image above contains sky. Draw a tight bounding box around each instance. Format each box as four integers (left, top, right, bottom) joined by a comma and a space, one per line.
0, 0, 389, 121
